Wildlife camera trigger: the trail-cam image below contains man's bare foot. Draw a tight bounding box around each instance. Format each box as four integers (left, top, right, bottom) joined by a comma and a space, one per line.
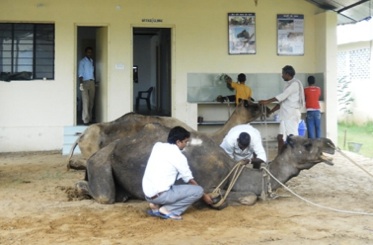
149, 203, 160, 212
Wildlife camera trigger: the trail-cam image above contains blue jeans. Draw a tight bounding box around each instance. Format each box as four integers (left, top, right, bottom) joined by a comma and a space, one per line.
306, 110, 321, 138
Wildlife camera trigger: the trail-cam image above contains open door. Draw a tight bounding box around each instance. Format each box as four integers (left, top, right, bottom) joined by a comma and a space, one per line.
95, 27, 108, 122
133, 28, 171, 116
76, 26, 108, 124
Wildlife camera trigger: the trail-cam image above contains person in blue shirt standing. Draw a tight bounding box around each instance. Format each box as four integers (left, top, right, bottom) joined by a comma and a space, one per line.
78, 47, 96, 125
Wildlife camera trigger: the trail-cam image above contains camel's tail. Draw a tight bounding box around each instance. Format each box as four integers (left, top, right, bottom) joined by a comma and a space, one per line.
66, 133, 83, 170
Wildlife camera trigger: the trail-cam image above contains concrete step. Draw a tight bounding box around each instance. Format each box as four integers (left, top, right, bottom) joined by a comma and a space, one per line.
62, 126, 87, 155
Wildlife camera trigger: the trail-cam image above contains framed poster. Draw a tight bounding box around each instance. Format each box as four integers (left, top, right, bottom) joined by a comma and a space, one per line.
228, 13, 256, 55
277, 14, 304, 56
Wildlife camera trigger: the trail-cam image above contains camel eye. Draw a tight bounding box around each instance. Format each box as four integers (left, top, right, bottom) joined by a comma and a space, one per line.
304, 143, 312, 151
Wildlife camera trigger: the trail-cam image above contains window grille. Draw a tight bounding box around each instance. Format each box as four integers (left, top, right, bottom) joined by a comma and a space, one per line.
0, 23, 54, 80
350, 48, 370, 80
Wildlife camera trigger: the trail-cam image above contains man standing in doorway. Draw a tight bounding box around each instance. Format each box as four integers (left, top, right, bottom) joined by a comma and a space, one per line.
78, 47, 95, 125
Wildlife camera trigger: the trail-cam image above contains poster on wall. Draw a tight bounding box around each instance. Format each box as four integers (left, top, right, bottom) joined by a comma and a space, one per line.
277, 14, 304, 56
228, 13, 256, 55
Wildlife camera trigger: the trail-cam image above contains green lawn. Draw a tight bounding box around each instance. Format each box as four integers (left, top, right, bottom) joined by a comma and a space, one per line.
337, 122, 373, 158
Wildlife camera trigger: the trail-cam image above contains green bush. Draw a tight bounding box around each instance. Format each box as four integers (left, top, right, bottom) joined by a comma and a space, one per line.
338, 122, 373, 158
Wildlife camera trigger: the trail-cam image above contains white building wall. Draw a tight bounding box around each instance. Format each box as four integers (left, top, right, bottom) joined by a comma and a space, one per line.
0, 0, 337, 152
337, 41, 373, 124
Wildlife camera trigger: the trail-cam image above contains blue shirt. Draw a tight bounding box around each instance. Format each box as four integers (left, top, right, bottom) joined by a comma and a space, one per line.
78, 56, 94, 81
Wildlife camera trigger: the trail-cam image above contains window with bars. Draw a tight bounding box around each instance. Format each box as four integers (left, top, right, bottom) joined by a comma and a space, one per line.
0, 23, 54, 80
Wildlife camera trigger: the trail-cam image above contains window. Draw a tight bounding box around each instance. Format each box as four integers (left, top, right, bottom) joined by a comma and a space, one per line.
0, 23, 54, 80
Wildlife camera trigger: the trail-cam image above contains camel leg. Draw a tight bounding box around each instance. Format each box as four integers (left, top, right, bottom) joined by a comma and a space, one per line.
225, 191, 258, 206
83, 158, 116, 204
114, 182, 130, 203
197, 190, 258, 209
67, 158, 87, 170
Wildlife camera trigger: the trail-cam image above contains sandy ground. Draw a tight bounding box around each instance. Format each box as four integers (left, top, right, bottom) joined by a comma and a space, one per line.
0, 150, 373, 245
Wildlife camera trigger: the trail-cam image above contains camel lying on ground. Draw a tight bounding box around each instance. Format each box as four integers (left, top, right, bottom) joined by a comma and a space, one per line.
75, 122, 335, 207
68, 100, 267, 169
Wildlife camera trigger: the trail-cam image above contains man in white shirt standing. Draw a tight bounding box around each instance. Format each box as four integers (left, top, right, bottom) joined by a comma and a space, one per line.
220, 124, 267, 169
142, 126, 213, 220
259, 65, 305, 153
78, 47, 96, 125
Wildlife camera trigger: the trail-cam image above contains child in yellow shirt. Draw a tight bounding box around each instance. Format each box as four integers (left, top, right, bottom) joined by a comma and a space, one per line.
225, 73, 252, 105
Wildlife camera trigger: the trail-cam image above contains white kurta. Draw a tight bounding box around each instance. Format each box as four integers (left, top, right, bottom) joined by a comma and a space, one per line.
220, 124, 267, 162
275, 78, 305, 140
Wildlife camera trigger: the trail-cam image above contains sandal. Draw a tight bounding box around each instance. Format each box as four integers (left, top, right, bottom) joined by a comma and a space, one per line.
159, 212, 182, 220
146, 209, 162, 217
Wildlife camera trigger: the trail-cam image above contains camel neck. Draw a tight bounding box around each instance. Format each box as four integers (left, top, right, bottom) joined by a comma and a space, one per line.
268, 156, 300, 189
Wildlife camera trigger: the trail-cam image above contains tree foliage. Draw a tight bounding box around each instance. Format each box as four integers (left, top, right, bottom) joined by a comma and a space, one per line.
337, 76, 354, 115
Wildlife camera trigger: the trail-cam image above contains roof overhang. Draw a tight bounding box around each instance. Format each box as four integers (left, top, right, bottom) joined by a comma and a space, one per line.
305, 0, 373, 25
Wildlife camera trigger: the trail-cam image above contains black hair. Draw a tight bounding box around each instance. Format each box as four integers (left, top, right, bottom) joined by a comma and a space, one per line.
237, 73, 246, 83
307, 75, 315, 85
85, 47, 93, 52
238, 132, 251, 147
282, 65, 295, 77
167, 126, 191, 144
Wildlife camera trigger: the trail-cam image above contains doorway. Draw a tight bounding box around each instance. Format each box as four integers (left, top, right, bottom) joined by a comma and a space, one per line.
76, 26, 108, 125
133, 28, 171, 116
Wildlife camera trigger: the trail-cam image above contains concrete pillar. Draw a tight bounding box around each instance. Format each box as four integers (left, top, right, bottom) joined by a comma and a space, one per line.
315, 11, 338, 144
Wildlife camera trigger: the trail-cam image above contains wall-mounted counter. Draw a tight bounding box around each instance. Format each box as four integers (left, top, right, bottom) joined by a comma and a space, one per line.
196, 101, 326, 142
188, 72, 326, 141
187, 72, 325, 103
196, 102, 280, 143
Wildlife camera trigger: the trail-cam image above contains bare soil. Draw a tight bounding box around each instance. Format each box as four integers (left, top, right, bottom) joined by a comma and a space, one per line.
0, 150, 373, 245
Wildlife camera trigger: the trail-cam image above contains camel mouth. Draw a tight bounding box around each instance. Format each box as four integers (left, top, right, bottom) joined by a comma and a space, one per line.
320, 154, 334, 165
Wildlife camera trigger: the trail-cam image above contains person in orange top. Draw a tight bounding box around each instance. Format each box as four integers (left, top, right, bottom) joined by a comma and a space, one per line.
304, 75, 321, 138
225, 73, 252, 105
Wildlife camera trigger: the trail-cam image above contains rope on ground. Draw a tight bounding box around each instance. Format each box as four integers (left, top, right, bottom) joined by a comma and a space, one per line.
335, 146, 373, 179
260, 166, 373, 216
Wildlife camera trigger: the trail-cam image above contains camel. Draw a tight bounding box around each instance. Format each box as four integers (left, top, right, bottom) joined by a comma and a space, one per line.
67, 99, 268, 170
75, 122, 335, 207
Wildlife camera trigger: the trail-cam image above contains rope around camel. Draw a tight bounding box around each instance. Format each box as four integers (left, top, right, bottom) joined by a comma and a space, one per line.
210, 160, 250, 208
259, 143, 373, 216
218, 101, 373, 215
261, 166, 373, 216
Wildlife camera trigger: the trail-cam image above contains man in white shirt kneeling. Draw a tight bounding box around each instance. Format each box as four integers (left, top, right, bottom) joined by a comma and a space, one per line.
142, 126, 213, 220
220, 124, 267, 169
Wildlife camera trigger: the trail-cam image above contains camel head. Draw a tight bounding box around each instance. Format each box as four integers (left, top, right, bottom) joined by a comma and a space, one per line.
210, 99, 270, 144
230, 99, 270, 124
278, 135, 335, 170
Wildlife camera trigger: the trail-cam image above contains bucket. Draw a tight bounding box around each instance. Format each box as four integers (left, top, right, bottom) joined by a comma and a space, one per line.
347, 142, 362, 153
298, 120, 307, 136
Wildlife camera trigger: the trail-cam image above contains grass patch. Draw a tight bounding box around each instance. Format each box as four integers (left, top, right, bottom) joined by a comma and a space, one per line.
338, 122, 373, 158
